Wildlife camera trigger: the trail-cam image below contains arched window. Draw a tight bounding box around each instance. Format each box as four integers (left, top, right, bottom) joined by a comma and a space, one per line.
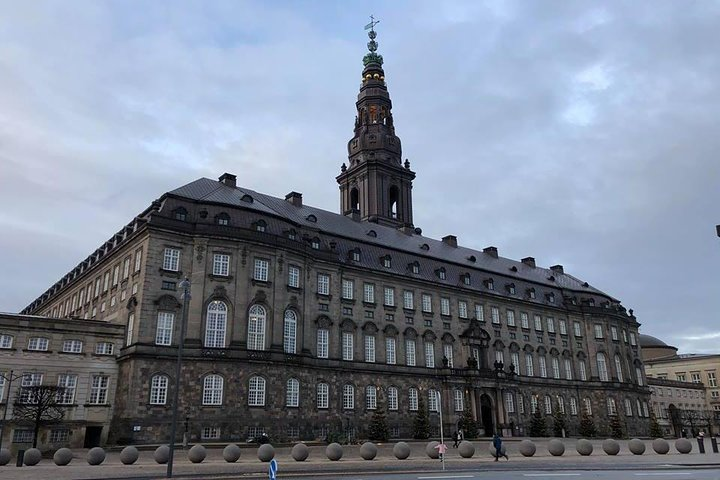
388, 386, 399, 411
544, 395, 552, 414
202, 374, 223, 405
150, 374, 169, 405
366, 386, 377, 410
614, 354, 624, 382
607, 397, 617, 416
248, 305, 266, 351
525, 353, 534, 376
249, 376, 266, 406
350, 188, 359, 212
635, 366, 644, 386
579, 359, 588, 381
596, 353, 609, 382
564, 358, 573, 380
539, 355, 547, 378
286, 378, 299, 407
557, 395, 565, 414
624, 398, 633, 416
569, 396, 578, 415
428, 389, 439, 412
583, 397, 593, 416
551, 357, 561, 379
283, 310, 297, 354
205, 300, 227, 348
316, 383, 329, 409
389, 185, 399, 218
408, 387, 419, 411
343, 384, 355, 410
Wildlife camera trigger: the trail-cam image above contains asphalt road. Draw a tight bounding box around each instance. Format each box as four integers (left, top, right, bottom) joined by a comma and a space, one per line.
288, 469, 720, 480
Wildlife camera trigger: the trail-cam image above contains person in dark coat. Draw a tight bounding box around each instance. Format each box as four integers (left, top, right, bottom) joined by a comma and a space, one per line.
452, 431, 460, 448
493, 433, 509, 461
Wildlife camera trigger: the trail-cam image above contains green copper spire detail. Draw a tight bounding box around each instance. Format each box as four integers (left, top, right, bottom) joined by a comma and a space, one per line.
363, 16, 383, 67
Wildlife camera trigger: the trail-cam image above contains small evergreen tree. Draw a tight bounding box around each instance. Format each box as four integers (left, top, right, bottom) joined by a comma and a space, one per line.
609, 415, 624, 439
528, 408, 547, 437
413, 396, 430, 439
552, 405, 568, 437
649, 413, 664, 439
457, 408, 479, 439
368, 403, 390, 441
578, 411, 597, 438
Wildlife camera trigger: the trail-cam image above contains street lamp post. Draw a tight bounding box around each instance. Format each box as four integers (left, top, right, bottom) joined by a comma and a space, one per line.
0, 370, 23, 451
167, 277, 191, 479
436, 389, 445, 471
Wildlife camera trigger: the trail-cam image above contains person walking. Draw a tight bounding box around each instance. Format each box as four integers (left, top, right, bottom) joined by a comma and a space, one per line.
452, 431, 460, 448
493, 433, 509, 461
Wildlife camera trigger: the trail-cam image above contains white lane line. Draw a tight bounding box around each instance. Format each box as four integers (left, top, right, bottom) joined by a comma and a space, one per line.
418, 476, 475, 479
523, 475, 581, 477
635, 474, 694, 477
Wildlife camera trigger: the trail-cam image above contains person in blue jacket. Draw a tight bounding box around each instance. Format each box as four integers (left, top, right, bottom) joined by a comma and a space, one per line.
493, 433, 509, 461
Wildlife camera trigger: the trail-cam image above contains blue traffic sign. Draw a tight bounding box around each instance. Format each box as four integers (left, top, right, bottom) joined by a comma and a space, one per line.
269, 458, 278, 480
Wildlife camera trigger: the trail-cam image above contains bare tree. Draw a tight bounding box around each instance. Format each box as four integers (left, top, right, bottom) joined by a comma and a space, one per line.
13, 386, 66, 447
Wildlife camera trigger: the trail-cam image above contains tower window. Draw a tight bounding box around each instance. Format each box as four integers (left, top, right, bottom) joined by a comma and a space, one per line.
389, 185, 399, 219
350, 188, 359, 212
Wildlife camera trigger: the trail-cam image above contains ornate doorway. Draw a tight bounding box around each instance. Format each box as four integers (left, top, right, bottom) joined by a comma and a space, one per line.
480, 394, 494, 436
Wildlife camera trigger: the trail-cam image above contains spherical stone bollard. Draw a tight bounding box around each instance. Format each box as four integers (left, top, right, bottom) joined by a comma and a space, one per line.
223, 444, 241, 462
154, 445, 170, 464
489, 443, 507, 458
53, 448, 73, 466
188, 444, 206, 463
326, 442, 343, 461
426, 441, 440, 459
120, 446, 139, 465
24, 448, 42, 466
519, 440, 536, 457
548, 439, 565, 456
459, 440, 475, 458
291, 443, 309, 461
576, 439, 594, 456
629, 438, 646, 455
258, 444, 275, 462
675, 438, 692, 454
393, 441, 411, 460
87, 447, 106, 466
653, 438, 670, 455
602, 439, 620, 456
0, 448, 12, 466
360, 442, 377, 460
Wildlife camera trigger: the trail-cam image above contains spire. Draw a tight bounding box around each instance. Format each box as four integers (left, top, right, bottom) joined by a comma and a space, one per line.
336, 18, 416, 228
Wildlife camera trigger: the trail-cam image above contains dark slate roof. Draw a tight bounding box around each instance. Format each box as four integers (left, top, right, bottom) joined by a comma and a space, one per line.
168, 177, 611, 298
639, 334, 676, 349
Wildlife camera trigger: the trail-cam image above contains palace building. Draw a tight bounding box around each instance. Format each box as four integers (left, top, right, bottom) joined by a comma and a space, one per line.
18, 26, 651, 444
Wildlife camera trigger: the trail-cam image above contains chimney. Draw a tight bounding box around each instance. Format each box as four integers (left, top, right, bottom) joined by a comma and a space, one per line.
285, 191, 303, 207
483, 246, 498, 258
550, 264, 564, 274
218, 173, 236, 188
441, 235, 458, 247
521, 257, 536, 268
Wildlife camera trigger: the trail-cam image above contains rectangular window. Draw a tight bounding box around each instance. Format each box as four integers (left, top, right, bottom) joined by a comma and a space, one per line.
552, 357, 560, 379
288, 265, 300, 288
316, 329, 329, 358
49, 429, 70, 444
475, 304, 484, 322
56, 374, 77, 404
594, 324, 603, 339
62, 340, 83, 353
386, 337, 397, 364
505, 392, 515, 413
201, 427, 221, 440
506, 310, 515, 327
317, 273, 330, 295
253, 258, 269, 281
364, 335, 376, 363
564, 358, 573, 380
384, 287, 395, 307
342, 332, 354, 361
622, 329, 628, 343
574, 321, 582, 337
708, 372, 717, 388
0, 334, 14, 349
458, 301, 468, 319
156, 312, 174, 346
491, 307, 500, 324
0, 376, 5, 402
630, 332, 637, 346
424, 342, 435, 368
454, 390, 464, 412
71, 294, 77, 312
405, 339, 416, 366
103, 272, 110, 292
123, 258, 130, 279
422, 294, 432, 313
495, 350, 504, 365
579, 359, 587, 381
559, 319, 567, 335
428, 390, 439, 412
539, 356, 547, 378
317, 383, 329, 409
525, 353, 534, 376
364, 283, 375, 303
89, 375, 109, 404
521, 312, 529, 329
547, 317, 555, 333
534, 315, 543, 331
691, 373, 702, 383
126, 313, 134, 345
403, 290, 414, 309
13, 430, 34, 443
611, 326, 618, 341
163, 248, 180, 271
440, 298, 450, 316
409, 389, 419, 411
213, 254, 230, 276
28, 337, 49, 351
95, 342, 114, 355
607, 397, 617, 416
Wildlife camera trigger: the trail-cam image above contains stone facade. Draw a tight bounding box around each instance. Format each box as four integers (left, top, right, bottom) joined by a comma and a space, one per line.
0, 314, 124, 451
19, 27, 651, 444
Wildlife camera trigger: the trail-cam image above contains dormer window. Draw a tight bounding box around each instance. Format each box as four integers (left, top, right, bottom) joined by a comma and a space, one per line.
306, 214, 317, 223
507, 283, 516, 295
547, 293, 555, 304
216, 213, 230, 226
420, 243, 430, 251
528, 288, 536, 299
485, 279, 494, 291
351, 249, 361, 262
173, 207, 187, 221
287, 229, 297, 240
437, 268, 446, 280
587, 298, 595, 307
462, 274, 471, 286
410, 262, 420, 274
381, 256, 392, 268
311, 238, 320, 250
366, 230, 377, 238
241, 194, 254, 203
467, 255, 476, 263
254, 220, 267, 232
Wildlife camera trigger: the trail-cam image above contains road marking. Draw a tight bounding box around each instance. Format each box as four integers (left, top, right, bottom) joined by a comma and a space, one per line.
635, 474, 693, 477
418, 476, 475, 479
523, 475, 580, 477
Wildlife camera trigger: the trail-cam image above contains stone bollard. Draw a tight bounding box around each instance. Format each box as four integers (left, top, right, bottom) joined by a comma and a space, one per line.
675, 438, 692, 454
0, 448, 12, 466
548, 439, 565, 456
652, 438, 670, 454
459, 440, 475, 458
393, 441, 411, 460
629, 438, 646, 455
426, 441, 440, 459
53, 448, 73, 466
154, 445, 170, 464
23, 448, 42, 466
602, 439, 620, 456
87, 447, 106, 466
120, 446, 139, 465
188, 444, 206, 463
326, 442, 343, 461
576, 439, 593, 456
223, 444, 241, 463
519, 440, 536, 457
291, 443, 309, 461
360, 442, 377, 460
258, 444, 275, 462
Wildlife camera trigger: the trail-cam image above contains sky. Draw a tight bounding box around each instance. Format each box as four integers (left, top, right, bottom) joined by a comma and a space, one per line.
1, 0, 718, 353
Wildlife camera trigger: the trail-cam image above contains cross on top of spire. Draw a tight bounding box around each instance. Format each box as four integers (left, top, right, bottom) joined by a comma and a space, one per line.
363, 15, 383, 67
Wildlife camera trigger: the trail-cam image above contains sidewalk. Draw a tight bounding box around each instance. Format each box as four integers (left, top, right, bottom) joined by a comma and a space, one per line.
1, 438, 719, 480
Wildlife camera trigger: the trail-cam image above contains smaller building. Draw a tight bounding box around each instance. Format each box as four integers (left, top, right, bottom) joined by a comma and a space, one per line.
0, 313, 124, 451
